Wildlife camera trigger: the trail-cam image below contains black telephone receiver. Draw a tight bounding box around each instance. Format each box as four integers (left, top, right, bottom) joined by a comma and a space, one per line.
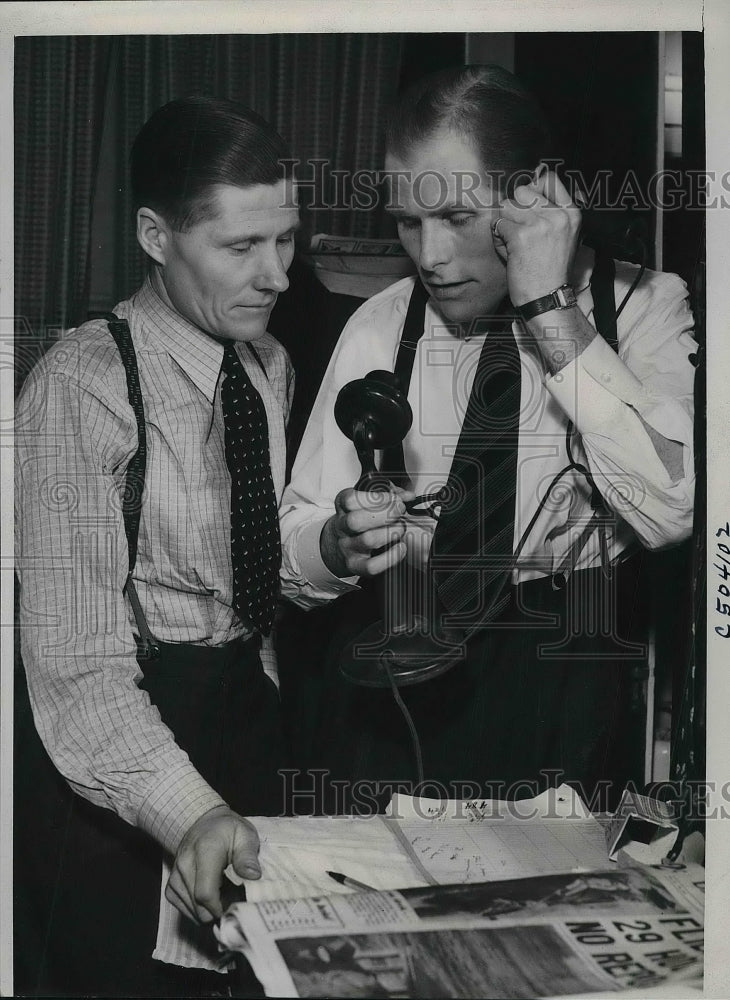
579, 208, 649, 262
535, 159, 649, 264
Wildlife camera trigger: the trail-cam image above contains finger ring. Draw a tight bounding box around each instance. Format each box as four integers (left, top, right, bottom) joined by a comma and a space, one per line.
492, 217, 504, 240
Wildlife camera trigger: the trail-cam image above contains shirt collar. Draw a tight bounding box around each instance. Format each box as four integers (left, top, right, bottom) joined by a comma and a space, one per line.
133, 277, 225, 404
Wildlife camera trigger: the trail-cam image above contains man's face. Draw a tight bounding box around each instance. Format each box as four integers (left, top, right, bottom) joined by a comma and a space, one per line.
385, 128, 508, 328
156, 180, 299, 342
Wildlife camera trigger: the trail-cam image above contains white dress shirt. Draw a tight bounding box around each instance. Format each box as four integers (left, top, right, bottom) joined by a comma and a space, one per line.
280, 249, 696, 609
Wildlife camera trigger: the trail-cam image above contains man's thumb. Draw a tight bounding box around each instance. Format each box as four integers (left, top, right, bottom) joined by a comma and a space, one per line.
231, 821, 262, 880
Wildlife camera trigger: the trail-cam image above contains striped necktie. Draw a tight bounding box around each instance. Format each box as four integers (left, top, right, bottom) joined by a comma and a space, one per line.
220, 342, 281, 635
429, 313, 521, 630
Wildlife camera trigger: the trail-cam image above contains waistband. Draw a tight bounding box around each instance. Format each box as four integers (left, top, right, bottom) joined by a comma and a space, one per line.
136, 630, 262, 669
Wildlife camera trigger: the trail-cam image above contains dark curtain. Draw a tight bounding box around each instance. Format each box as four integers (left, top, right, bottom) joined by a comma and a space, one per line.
14, 37, 111, 355
107, 34, 404, 304
515, 31, 660, 268
14, 33, 404, 350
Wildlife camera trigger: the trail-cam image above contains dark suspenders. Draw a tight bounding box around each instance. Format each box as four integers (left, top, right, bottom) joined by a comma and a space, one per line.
97, 313, 147, 573
590, 250, 618, 349
99, 253, 618, 641
91, 311, 159, 659
379, 279, 429, 486
381, 253, 620, 583
393, 277, 431, 395
390, 253, 617, 401
95, 312, 272, 659
383, 252, 618, 476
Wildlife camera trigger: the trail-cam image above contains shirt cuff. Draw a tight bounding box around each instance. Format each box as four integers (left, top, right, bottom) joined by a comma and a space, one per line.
137, 761, 227, 855
297, 518, 360, 593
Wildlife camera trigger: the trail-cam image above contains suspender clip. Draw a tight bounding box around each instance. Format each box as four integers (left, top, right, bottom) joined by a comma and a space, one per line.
134, 635, 161, 661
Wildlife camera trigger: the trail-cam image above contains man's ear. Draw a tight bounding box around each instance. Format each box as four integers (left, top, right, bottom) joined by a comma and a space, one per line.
532, 161, 548, 186
137, 207, 170, 265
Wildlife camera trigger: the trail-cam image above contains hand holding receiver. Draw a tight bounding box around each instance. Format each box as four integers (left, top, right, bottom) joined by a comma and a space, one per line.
320, 486, 409, 579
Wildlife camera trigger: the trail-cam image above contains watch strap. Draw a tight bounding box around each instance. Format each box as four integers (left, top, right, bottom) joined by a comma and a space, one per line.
516, 284, 577, 321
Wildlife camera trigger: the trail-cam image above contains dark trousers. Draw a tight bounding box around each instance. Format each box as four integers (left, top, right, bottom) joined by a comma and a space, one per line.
306, 558, 649, 814
14, 636, 285, 998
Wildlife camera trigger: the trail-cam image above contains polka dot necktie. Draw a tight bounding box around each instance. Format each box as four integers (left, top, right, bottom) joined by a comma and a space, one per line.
220, 342, 281, 635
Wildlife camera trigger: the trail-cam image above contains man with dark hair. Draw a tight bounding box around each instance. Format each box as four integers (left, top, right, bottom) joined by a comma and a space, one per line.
15, 96, 298, 996
280, 66, 696, 811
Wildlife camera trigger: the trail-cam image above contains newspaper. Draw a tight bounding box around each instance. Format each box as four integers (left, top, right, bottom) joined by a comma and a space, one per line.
381, 786, 614, 887
243, 785, 613, 907
153, 784, 608, 970
303, 233, 416, 297
216, 863, 704, 998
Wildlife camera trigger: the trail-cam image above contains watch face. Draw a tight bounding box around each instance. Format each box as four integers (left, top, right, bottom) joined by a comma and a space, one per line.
556, 286, 577, 308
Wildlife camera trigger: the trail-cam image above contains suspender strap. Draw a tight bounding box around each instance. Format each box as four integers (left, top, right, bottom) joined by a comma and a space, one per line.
380, 253, 626, 591
380, 279, 429, 485
393, 277, 430, 390
93, 310, 159, 659
589, 250, 618, 349
98, 312, 148, 572
382, 255, 619, 482
557, 251, 620, 586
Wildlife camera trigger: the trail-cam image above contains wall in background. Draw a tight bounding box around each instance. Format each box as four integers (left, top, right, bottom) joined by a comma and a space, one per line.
465, 33, 514, 70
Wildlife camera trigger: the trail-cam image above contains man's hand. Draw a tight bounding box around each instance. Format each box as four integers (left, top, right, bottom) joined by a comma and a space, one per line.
319, 487, 410, 579
494, 168, 582, 307
166, 805, 261, 924
493, 168, 593, 375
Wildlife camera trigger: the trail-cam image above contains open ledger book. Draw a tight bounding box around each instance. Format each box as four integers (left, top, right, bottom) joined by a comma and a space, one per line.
213, 786, 704, 998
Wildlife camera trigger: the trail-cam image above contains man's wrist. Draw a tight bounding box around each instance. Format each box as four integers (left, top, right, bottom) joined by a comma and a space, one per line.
319, 516, 348, 579
137, 763, 228, 854
518, 293, 596, 375
177, 803, 231, 846
515, 283, 577, 321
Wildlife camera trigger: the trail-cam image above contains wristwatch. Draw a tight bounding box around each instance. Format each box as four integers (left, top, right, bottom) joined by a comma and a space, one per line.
516, 284, 577, 321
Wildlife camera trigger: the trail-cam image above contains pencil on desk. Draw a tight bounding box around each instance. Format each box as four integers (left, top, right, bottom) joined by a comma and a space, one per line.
326, 870, 376, 892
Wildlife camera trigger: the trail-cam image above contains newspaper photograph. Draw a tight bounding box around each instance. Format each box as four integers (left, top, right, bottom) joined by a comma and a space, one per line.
216, 863, 704, 998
